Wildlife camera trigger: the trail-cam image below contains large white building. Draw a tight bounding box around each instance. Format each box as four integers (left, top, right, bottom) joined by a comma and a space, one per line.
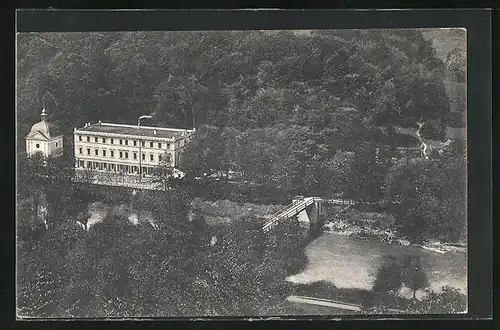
73, 121, 195, 181
25, 108, 64, 159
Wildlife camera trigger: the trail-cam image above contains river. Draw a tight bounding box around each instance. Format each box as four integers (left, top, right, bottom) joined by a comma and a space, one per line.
84, 202, 467, 313
85, 202, 467, 296
287, 232, 467, 296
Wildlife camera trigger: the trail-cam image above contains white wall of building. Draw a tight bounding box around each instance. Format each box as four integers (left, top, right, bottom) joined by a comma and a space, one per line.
26, 136, 64, 158
73, 130, 192, 175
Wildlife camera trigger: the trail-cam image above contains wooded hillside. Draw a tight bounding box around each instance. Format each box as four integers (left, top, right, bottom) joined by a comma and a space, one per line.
17, 30, 464, 150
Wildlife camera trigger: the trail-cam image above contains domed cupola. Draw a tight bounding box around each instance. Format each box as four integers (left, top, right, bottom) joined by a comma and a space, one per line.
25, 107, 64, 158
27, 107, 52, 140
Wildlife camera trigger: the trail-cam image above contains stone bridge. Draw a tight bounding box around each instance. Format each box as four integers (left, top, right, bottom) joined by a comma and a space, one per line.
262, 196, 324, 235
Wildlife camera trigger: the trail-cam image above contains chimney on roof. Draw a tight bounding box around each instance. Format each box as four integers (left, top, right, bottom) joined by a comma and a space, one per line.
153, 129, 157, 135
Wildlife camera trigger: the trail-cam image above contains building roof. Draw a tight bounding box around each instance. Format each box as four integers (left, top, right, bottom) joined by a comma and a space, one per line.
25, 108, 62, 140
76, 122, 194, 139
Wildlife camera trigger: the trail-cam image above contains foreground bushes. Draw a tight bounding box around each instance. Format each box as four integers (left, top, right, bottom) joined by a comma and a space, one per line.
17, 193, 308, 317
369, 286, 466, 314
291, 281, 466, 315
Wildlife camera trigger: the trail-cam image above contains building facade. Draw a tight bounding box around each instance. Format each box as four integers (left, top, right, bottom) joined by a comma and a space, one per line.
25, 108, 64, 158
73, 122, 195, 180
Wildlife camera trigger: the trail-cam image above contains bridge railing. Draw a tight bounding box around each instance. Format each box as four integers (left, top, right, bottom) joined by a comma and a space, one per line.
265, 200, 308, 222
267, 199, 306, 219
262, 197, 316, 231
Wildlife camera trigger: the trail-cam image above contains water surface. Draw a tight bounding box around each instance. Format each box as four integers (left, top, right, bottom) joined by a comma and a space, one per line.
287, 232, 467, 294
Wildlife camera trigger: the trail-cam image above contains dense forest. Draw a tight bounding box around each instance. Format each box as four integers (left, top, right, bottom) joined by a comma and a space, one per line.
17, 30, 465, 142
16, 29, 466, 208
16, 29, 467, 317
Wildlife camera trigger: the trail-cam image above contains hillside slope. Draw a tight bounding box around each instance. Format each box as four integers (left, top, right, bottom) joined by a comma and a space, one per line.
422, 29, 466, 125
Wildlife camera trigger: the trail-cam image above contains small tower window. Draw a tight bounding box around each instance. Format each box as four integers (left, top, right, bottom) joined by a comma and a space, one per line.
111, 138, 114, 144
120, 139, 123, 145
142, 153, 145, 160
125, 152, 129, 159
125, 140, 128, 146
95, 149, 98, 156
79, 136, 82, 141
87, 136, 90, 142
87, 148, 90, 155
79, 148, 83, 154
36, 144, 40, 149
95, 137, 98, 143
133, 141, 137, 146
158, 142, 162, 148
103, 150, 106, 157
141, 141, 145, 147
167, 143, 170, 149
102, 137, 106, 143
150, 154, 154, 161
56, 142, 58, 147
150, 142, 153, 148
110, 150, 114, 158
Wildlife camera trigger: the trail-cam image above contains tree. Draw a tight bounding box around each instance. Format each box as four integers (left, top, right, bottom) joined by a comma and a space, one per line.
401, 255, 429, 299
178, 125, 222, 179
446, 48, 466, 82
152, 152, 175, 191
372, 254, 429, 302
385, 155, 466, 243
324, 150, 355, 198
17, 154, 52, 234
372, 255, 404, 294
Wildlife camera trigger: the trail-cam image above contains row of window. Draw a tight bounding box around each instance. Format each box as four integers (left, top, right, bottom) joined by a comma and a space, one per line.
30, 142, 59, 149
78, 135, 170, 149
77, 160, 156, 175
78, 147, 172, 162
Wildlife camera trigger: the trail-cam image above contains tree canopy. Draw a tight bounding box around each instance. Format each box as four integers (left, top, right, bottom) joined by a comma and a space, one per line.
17, 30, 454, 137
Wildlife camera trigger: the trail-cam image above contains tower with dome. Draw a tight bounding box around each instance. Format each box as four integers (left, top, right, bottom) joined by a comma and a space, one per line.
25, 107, 64, 159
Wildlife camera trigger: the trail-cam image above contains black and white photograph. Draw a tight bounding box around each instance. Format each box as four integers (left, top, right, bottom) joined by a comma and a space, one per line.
16, 23, 468, 318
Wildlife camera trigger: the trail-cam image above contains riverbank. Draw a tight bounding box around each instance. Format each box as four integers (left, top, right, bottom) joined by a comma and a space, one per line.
322, 206, 466, 254
189, 198, 284, 226
287, 280, 467, 315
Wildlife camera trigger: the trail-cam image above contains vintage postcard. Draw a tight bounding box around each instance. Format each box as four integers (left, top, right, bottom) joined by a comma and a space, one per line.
16, 17, 468, 318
